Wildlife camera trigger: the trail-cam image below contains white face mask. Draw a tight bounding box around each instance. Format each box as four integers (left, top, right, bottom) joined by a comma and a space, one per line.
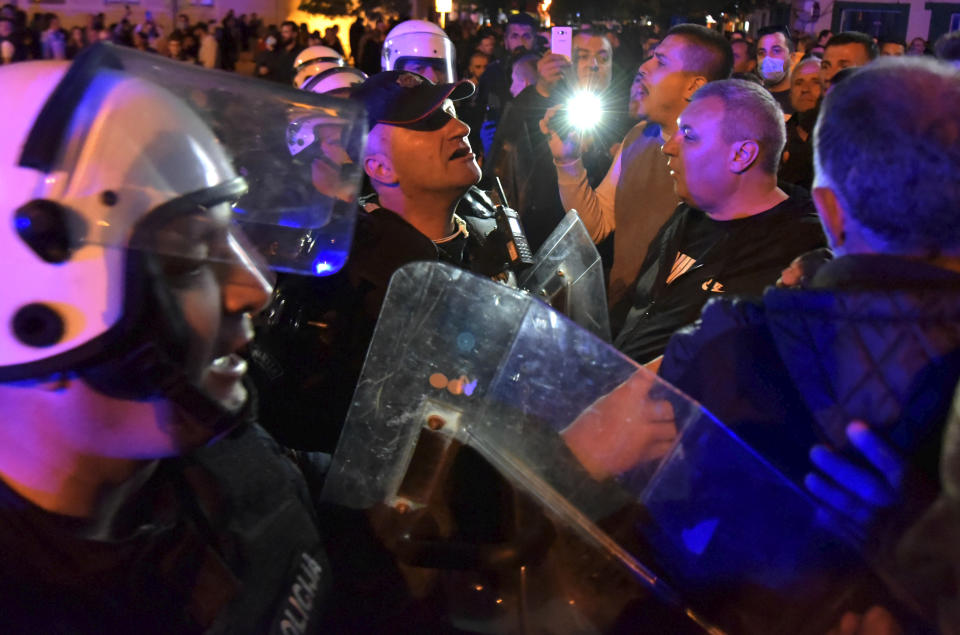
760, 56, 787, 84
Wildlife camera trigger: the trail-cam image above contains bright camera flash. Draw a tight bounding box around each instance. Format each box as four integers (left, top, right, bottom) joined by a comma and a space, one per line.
567, 92, 603, 131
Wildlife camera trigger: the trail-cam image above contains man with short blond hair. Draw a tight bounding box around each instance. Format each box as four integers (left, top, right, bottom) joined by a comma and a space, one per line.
611, 79, 825, 363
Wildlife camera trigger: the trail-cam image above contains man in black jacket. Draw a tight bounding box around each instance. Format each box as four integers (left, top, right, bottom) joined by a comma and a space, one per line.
0, 54, 335, 632
613, 78, 826, 364
251, 71, 507, 451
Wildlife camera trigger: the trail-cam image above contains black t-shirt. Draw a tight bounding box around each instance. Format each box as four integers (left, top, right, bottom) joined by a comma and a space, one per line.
770, 86, 795, 115
660, 208, 723, 287
613, 191, 826, 364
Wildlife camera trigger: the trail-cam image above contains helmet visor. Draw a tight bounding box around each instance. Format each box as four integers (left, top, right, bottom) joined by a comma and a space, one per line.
19, 43, 366, 277
383, 31, 457, 83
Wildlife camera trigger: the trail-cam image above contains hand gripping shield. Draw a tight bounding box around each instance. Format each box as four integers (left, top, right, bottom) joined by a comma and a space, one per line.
322, 261, 885, 634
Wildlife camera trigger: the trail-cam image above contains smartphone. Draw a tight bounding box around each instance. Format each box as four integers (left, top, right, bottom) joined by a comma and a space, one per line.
551, 26, 572, 61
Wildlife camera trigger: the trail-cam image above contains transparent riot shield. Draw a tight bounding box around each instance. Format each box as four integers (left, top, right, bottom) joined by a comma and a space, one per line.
19, 42, 365, 277
323, 262, 878, 634
519, 210, 611, 342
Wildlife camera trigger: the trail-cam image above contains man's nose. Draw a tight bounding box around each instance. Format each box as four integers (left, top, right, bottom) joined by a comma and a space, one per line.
447, 116, 471, 138
221, 237, 274, 316
661, 134, 678, 156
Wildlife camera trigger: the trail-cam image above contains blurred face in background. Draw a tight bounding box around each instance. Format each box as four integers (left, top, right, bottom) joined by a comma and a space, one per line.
280, 23, 296, 46
477, 35, 495, 56
820, 42, 871, 88
790, 59, 822, 112
510, 56, 538, 97
880, 41, 905, 56
731, 40, 755, 73
573, 33, 613, 91
757, 31, 790, 66
504, 24, 534, 53
467, 52, 488, 83
757, 31, 791, 87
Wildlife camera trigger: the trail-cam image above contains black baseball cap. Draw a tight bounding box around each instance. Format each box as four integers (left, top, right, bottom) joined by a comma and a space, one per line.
350, 70, 474, 131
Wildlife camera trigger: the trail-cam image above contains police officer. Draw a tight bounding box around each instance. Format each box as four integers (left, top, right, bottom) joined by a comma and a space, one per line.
251, 70, 509, 452
381, 19, 457, 84
0, 47, 355, 632
381, 18, 499, 217
292, 44, 345, 89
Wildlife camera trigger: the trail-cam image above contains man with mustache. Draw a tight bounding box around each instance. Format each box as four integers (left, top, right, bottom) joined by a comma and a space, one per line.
251, 71, 507, 451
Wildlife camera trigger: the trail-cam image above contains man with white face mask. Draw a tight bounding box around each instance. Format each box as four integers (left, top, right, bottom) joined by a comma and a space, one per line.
756, 25, 795, 115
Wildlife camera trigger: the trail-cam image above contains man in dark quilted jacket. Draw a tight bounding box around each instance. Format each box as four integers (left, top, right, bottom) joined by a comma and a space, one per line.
647, 57, 960, 632
659, 56, 960, 505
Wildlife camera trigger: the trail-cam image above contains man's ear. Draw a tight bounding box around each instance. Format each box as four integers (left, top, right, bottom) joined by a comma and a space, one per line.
729, 140, 760, 173
683, 75, 707, 101
812, 186, 846, 250
363, 153, 397, 185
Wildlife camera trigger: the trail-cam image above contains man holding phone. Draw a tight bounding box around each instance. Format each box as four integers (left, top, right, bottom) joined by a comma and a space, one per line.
489, 26, 619, 251
541, 24, 732, 317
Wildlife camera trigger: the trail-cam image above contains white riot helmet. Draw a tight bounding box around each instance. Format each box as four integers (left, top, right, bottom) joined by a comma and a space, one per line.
2, 60, 241, 383
293, 60, 343, 89
289, 66, 367, 203
290, 65, 366, 158
292, 45, 345, 88
1, 45, 366, 424
293, 45, 344, 72
287, 66, 367, 157
381, 19, 457, 84
299, 65, 366, 96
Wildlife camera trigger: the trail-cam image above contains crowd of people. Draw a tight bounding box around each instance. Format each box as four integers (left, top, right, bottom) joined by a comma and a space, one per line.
0, 3, 265, 67
2, 5, 960, 633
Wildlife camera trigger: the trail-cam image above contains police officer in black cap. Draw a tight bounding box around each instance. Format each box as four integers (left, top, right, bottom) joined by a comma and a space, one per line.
251, 70, 509, 452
